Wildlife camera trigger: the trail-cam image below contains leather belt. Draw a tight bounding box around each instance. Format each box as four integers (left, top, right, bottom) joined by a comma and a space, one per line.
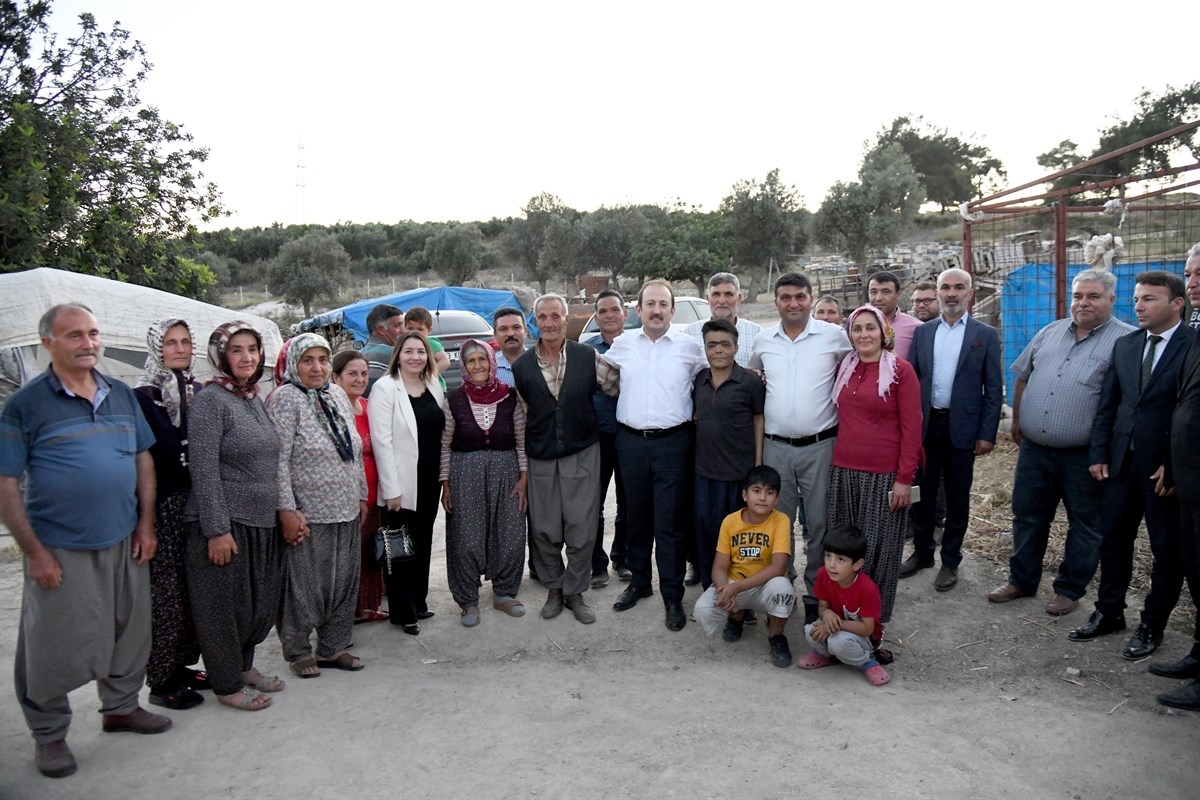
931, 408, 951, 418
764, 425, 839, 448
619, 422, 689, 439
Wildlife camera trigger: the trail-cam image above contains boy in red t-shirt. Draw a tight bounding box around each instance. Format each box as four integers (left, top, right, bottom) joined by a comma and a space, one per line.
798, 523, 891, 685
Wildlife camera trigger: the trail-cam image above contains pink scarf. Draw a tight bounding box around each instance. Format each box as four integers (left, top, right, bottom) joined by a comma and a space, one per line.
832, 305, 899, 404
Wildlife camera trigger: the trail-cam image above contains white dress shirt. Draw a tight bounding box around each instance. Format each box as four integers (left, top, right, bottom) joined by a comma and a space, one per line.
931, 313, 968, 409
602, 328, 707, 429
749, 318, 851, 437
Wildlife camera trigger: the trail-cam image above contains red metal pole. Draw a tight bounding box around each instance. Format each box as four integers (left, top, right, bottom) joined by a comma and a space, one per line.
1055, 202, 1068, 319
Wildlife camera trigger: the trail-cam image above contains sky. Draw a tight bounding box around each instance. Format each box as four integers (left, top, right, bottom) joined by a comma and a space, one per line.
48, 1, 1197, 231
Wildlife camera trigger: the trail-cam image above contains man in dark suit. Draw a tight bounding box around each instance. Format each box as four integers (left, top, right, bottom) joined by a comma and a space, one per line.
1072, 272, 1188, 660
900, 268, 1003, 592
1150, 326, 1200, 710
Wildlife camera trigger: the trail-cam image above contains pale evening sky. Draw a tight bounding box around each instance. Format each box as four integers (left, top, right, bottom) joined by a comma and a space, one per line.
50, 1, 1197, 230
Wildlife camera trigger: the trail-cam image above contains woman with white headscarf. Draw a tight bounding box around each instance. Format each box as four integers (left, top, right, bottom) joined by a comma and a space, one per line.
266, 333, 367, 678
134, 318, 206, 709
827, 304, 922, 624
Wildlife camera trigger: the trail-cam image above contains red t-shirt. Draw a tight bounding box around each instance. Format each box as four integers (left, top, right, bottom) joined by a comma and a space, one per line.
831, 358, 922, 484
814, 566, 883, 640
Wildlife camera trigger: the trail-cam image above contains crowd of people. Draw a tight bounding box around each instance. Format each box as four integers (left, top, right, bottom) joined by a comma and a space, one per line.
3, 245, 1200, 778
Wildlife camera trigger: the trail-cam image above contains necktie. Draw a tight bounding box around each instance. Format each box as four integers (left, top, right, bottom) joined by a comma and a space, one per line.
1140, 334, 1163, 390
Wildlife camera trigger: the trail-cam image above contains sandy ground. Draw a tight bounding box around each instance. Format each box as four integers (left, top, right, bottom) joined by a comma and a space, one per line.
2, 474, 1199, 800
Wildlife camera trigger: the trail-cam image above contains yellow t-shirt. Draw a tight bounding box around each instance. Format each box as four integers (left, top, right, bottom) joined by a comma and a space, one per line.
716, 509, 792, 581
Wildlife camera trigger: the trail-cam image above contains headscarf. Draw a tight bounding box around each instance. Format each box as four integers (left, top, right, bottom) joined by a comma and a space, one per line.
832, 305, 899, 404
274, 337, 293, 386
458, 339, 510, 405
284, 332, 355, 463
137, 318, 197, 428
207, 321, 264, 399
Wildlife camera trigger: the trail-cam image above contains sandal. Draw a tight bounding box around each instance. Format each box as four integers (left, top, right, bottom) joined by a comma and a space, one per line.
461, 606, 481, 627
796, 652, 835, 670
493, 596, 526, 617
217, 688, 272, 711
315, 652, 365, 671
289, 656, 321, 679
241, 670, 286, 693
862, 664, 891, 686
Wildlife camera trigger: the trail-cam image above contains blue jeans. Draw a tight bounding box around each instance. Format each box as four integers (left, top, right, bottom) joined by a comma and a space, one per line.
1008, 440, 1105, 599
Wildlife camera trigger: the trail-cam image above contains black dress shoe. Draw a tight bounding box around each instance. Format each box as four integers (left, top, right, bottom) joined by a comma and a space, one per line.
899, 552, 935, 579
416, 610, 435, 620
1149, 654, 1200, 680
1067, 609, 1126, 642
613, 585, 653, 611
1121, 623, 1163, 661
665, 601, 686, 631
1157, 680, 1200, 711
684, 564, 700, 586
934, 565, 958, 592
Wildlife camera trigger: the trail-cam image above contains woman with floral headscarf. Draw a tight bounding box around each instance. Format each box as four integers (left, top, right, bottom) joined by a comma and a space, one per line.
825, 304, 922, 625
438, 339, 528, 628
184, 322, 285, 711
134, 319, 206, 709
266, 333, 366, 677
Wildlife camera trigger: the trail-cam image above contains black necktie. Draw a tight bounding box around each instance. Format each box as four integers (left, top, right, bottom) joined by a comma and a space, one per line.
1140, 334, 1163, 390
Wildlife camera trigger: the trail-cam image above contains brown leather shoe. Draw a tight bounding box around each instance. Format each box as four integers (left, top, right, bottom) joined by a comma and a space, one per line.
987, 583, 1033, 603
1045, 594, 1078, 616
35, 739, 76, 778
101, 706, 172, 734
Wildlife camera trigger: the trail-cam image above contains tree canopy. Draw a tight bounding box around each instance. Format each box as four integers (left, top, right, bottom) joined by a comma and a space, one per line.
719, 169, 804, 301
876, 116, 1004, 210
269, 232, 349, 316
0, 0, 224, 296
423, 223, 483, 287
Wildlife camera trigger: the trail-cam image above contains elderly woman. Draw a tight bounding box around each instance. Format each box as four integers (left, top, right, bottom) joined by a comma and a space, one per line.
332, 349, 388, 623
266, 333, 367, 677
368, 331, 445, 634
184, 322, 285, 711
134, 318, 206, 710
439, 339, 528, 627
827, 305, 922, 624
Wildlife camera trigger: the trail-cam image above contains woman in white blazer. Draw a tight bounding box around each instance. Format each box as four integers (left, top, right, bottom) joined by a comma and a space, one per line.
367, 331, 445, 634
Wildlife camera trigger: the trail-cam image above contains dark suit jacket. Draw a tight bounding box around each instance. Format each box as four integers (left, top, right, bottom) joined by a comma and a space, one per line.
1089, 324, 1189, 477
1170, 327, 1200, 506
908, 315, 1003, 450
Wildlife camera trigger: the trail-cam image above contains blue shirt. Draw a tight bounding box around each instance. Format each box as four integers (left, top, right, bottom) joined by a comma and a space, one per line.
583, 334, 619, 434
931, 313, 969, 409
0, 368, 155, 549
494, 349, 516, 388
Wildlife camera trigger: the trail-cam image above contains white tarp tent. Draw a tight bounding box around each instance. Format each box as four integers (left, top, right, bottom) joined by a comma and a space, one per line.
0, 268, 284, 386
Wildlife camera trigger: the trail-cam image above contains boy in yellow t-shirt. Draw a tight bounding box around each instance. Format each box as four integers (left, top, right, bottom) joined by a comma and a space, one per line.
693, 465, 797, 667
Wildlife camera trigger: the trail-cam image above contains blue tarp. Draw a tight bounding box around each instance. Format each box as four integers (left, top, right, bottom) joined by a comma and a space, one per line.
1000, 261, 1185, 401
301, 286, 537, 342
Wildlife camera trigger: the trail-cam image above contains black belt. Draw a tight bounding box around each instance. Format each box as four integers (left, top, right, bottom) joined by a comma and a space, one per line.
931, 408, 951, 418
619, 422, 689, 439
765, 426, 839, 448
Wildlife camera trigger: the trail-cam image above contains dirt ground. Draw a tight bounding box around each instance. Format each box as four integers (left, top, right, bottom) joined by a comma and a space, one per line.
2, 304, 1198, 798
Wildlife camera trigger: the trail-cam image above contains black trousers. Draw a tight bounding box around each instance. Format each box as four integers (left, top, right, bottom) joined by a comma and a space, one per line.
616, 427, 692, 605
591, 430, 629, 573
1180, 500, 1200, 658
382, 469, 439, 624
1095, 452, 1184, 631
910, 414, 975, 567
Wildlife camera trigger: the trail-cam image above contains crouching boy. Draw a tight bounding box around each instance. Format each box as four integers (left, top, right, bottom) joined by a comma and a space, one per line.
693, 465, 796, 667
798, 523, 891, 685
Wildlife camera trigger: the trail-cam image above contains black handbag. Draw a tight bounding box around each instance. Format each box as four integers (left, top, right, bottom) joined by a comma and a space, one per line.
373, 523, 416, 574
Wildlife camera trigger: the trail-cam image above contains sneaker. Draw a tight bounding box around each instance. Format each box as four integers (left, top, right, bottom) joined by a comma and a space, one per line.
615, 565, 633, 582
590, 572, 609, 590
684, 563, 700, 586
723, 615, 744, 642
743, 609, 758, 625
769, 634, 792, 668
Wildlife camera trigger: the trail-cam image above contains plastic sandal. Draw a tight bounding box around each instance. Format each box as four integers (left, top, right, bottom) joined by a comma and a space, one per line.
493, 596, 526, 617
241, 670, 286, 693
461, 606, 481, 627
796, 652, 835, 670
316, 652, 364, 671
217, 688, 272, 711
862, 664, 891, 686
289, 656, 321, 679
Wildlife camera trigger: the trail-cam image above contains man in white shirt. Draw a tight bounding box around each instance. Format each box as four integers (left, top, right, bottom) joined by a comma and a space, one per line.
749, 272, 851, 623
603, 280, 708, 631
683, 272, 762, 367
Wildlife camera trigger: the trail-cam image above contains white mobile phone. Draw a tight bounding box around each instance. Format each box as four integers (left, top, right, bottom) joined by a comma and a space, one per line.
888, 486, 921, 504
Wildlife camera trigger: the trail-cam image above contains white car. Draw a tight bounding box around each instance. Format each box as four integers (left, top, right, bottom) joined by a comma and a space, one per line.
575, 296, 711, 341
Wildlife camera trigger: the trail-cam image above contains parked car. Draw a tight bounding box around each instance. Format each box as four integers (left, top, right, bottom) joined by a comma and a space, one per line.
354, 309, 493, 392
574, 296, 711, 341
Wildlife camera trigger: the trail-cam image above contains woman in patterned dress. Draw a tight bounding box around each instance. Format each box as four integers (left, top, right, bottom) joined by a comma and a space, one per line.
368, 331, 445, 634
134, 318, 206, 709
438, 339, 528, 627
826, 305, 922, 624
266, 333, 366, 677
331, 349, 388, 623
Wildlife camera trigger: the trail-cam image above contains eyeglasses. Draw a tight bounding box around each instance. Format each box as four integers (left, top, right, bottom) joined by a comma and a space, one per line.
912, 298, 936, 305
